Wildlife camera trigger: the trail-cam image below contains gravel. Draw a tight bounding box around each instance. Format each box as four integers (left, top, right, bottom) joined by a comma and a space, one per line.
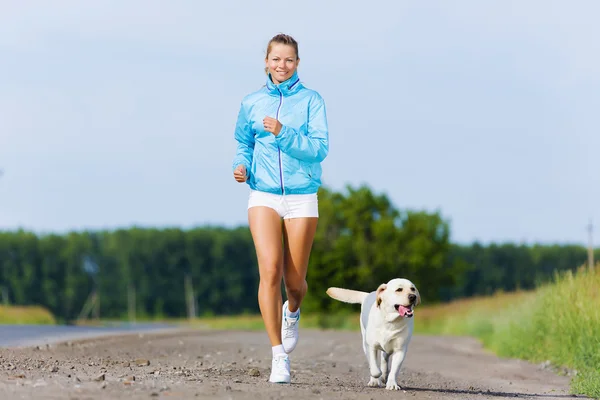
0, 328, 589, 399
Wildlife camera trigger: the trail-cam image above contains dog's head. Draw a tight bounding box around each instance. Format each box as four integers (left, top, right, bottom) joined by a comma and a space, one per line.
376, 278, 421, 319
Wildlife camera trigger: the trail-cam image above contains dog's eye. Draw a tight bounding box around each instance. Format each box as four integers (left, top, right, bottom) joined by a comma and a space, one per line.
411, 287, 416, 292
396, 288, 403, 292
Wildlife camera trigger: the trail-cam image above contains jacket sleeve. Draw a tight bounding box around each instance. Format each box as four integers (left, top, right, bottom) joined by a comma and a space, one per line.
275, 94, 329, 163
232, 101, 254, 178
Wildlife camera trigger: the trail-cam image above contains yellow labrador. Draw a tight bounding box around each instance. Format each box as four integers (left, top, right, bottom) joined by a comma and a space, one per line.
326, 278, 421, 390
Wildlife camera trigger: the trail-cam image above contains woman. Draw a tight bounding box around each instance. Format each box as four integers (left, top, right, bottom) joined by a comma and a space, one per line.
232, 33, 329, 384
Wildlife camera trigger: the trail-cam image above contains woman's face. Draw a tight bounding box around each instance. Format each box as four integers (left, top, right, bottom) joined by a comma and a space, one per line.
265, 43, 299, 84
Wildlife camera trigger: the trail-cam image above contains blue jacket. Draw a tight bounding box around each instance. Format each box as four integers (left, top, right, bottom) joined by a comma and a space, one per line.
232, 70, 329, 195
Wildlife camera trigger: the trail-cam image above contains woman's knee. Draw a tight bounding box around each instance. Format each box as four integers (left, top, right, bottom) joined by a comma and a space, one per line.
259, 260, 283, 287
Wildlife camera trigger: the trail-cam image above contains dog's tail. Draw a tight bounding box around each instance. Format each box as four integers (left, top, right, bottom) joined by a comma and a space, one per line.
326, 287, 369, 304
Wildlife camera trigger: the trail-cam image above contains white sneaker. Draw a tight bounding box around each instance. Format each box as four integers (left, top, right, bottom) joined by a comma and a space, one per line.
281, 301, 300, 353
269, 353, 291, 384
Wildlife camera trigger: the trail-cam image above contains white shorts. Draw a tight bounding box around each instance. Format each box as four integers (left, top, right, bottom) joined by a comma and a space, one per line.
247, 190, 319, 219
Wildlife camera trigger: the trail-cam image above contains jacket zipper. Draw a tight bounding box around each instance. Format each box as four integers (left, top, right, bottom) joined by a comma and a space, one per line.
276, 88, 285, 195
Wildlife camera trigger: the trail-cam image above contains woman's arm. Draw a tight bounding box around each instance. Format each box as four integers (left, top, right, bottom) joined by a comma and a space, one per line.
275, 94, 329, 163
232, 101, 254, 179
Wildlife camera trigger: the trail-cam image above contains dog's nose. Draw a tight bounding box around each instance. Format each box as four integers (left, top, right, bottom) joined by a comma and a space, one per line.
408, 294, 416, 303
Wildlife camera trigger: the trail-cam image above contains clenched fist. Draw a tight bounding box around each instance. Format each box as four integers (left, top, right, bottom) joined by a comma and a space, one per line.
263, 116, 282, 136
233, 164, 247, 183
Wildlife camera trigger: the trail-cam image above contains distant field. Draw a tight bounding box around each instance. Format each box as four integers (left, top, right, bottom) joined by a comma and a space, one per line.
0, 305, 56, 325
190, 311, 360, 331
189, 292, 535, 334
189, 292, 534, 336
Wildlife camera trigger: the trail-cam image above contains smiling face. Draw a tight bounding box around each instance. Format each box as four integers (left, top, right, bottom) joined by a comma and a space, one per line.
265, 42, 300, 84
376, 278, 421, 319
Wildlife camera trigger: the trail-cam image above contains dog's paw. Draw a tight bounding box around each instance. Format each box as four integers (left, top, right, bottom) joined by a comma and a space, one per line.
367, 377, 383, 387
369, 367, 382, 379
380, 374, 387, 384
385, 381, 402, 391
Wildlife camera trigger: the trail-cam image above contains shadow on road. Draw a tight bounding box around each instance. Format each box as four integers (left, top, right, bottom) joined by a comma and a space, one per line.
404, 386, 587, 399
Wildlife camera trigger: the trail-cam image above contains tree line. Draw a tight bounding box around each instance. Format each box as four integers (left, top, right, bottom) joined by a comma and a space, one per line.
0, 184, 596, 323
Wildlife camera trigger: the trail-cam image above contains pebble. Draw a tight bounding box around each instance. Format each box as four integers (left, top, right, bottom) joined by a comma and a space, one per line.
135, 359, 151, 367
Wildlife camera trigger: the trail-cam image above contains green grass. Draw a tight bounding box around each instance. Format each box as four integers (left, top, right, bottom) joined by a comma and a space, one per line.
415, 265, 600, 399
415, 290, 535, 346
0, 305, 56, 325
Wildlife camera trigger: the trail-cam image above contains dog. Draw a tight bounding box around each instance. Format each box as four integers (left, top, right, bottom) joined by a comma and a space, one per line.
326, 278, 421, 390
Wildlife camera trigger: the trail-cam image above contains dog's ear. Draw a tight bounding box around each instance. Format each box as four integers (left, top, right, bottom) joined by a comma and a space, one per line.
415, 286, 421, 306
376, 284, 387, 307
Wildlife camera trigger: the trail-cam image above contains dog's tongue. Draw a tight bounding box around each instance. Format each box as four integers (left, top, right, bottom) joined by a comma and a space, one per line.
398, 305, 411, 317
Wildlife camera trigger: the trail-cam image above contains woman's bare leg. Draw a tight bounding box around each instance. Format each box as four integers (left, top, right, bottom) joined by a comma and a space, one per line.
248, 206, 284, 347
282, 217, 318, 312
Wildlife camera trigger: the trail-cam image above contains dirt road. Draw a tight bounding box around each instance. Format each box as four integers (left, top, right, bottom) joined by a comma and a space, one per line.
0, 328, 587, 399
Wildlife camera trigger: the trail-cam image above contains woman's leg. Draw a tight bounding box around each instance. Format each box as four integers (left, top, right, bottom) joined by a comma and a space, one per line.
248, 206, 284, 347
280, 215, 318, 356
282, 217, 318, 311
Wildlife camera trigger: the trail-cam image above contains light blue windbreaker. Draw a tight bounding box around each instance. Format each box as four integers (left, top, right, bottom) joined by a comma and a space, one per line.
232, 70, 329, 195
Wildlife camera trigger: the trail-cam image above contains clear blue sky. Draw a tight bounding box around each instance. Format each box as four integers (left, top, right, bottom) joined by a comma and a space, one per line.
1, 1, 598, 246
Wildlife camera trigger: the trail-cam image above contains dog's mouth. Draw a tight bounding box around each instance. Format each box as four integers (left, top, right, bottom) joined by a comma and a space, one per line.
394, 304, 414, 318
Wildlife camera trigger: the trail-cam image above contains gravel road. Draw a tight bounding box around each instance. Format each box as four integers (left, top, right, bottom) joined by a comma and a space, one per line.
0, 328, 588, 399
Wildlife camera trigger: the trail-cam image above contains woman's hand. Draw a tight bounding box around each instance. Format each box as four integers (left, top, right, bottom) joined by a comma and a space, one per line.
233, 165, 247, 182
263, 117, 282, 136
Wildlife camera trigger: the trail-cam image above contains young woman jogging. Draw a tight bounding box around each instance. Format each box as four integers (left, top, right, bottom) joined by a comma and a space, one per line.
232, 33, 330, 384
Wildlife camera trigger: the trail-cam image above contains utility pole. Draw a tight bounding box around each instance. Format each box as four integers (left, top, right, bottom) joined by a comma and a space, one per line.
128, 283, 136, 324
77, 290, 98, 322
92, 291, 100, 320
588, 219, 594, 271
122, 246, 136, 325
1, 286, 8, 306
185, 273, 196, 320
0, 170, 6, 306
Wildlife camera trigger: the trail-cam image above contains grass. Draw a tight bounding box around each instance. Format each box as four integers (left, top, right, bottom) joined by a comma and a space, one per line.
0, 304, 56, 325
415, 265, 600, 399
415, 290, 536, 344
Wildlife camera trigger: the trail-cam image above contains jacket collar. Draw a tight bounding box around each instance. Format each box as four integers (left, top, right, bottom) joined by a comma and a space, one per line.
265, 70, 302, 96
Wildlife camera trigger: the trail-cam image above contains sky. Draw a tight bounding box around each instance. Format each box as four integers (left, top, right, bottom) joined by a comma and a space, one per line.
0, 0, 598, 246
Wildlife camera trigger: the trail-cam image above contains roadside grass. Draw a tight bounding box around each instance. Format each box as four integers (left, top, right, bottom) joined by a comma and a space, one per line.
414, 265, 600, 399
0, 305, 56, 325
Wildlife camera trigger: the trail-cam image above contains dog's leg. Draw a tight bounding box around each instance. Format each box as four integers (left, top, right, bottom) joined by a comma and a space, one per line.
385, 350, 407, 390
366, 346, 382, 387
379, 351, 389, 385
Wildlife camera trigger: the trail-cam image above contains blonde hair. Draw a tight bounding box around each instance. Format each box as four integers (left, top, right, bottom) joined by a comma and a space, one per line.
264, 33, 299, 75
